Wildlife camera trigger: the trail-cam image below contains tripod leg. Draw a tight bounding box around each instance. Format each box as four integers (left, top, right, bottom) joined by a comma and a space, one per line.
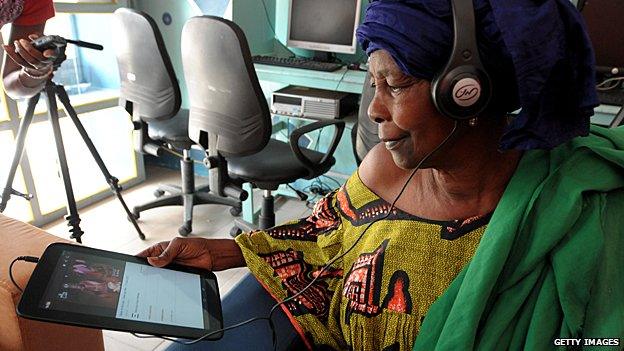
43, 86, 84, 243
55, 85, 145, 240
0, 94, 39, 212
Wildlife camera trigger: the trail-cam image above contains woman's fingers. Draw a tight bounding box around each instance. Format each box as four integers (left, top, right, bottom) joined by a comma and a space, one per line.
16, 39, 48, 69
42, 49, 55, 58
3, 44, 30, 67
147, 239, 185, 267
26, 35, 54, 59
20, 39, 47, 60
14, 40, 40, 69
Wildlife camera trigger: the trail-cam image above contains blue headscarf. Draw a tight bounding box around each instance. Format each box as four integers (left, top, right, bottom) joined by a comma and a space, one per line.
357, 0, 599, 150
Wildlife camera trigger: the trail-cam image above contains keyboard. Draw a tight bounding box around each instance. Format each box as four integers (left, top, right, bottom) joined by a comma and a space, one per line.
252, 55, 343, 72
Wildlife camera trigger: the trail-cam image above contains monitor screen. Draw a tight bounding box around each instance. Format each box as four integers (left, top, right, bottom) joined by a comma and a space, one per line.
287, 0, 361, 54
580, 0, 624, 72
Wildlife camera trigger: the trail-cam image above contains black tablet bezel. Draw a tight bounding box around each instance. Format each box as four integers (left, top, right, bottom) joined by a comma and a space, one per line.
17, 243, 223, 340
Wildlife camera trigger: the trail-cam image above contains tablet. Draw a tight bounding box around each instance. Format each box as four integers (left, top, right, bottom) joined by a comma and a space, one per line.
17, 243, 223, 340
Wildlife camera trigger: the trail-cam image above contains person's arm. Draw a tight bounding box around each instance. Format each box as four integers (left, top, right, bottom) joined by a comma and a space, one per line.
2, 23, 56, 99
137, 237, 246, 271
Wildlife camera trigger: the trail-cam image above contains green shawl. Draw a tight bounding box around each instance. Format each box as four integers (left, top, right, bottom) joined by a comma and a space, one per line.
413, 126, 624, 351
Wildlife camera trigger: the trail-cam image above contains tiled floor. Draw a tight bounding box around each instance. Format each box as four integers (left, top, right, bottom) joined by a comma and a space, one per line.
42, 165, 312, 351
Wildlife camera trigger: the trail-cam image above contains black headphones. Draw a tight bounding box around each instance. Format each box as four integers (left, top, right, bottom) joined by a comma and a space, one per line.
431, 0, 492, 120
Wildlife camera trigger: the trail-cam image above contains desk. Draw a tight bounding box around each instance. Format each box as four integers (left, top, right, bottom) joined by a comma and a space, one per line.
595, 90, 624, 128
254, 64, 367, 94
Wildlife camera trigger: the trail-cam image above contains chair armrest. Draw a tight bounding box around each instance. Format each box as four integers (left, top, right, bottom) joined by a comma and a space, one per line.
288, 120, 345, 177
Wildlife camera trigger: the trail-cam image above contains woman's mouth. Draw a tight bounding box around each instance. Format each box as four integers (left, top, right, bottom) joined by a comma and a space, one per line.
383, 136, 408, 150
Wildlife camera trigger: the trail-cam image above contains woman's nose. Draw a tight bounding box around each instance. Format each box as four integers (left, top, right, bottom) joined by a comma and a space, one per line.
368, 91, 390, 124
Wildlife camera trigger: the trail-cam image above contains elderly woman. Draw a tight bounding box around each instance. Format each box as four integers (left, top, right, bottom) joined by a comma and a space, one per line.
140, 0, 624, 350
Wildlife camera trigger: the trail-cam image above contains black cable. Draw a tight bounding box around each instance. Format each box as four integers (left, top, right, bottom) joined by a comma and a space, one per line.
9, 256, 40, 293
161, 148, 204, 165
334, 68, 349, 91
259, 0, 296, 58
134, 120, 460, 347
321, 175, 343, 189
315, 127, 323, 151
132, 316, 271, 345
596, 76, 624, 91
259, 0, 276, 37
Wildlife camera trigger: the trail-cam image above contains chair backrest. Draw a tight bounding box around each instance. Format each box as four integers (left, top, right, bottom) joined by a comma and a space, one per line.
112, 8, 181, 121
181, 16, 272, 157
352, 71, 380, 164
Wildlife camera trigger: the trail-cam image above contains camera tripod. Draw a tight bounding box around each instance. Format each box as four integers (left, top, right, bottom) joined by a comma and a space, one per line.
0, 79, 145, 243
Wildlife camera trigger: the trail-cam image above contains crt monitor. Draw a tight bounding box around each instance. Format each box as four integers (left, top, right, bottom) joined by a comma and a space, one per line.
287, 0, 362, 61
579, 0, 624, 75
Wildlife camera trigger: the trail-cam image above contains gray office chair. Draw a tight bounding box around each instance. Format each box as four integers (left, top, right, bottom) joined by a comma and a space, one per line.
113, 8, 240, 236
181, 16, 345, 234
352, 71, 380, 165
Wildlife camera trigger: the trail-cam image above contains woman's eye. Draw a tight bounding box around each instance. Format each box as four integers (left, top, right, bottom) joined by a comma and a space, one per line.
389, 86, 402, 94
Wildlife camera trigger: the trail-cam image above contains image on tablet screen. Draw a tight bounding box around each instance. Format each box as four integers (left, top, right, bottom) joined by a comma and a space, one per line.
40, 250, 207, 329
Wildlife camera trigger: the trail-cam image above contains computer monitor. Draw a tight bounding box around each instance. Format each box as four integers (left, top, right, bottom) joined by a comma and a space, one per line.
286, 0, 362, 61
579, 0, 624, 75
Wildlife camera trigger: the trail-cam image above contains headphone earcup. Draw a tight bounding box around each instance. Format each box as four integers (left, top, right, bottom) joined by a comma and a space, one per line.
431, 65, 492, 120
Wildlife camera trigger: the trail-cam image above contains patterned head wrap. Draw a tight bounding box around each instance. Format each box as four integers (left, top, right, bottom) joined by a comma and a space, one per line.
357, 0, 599, 150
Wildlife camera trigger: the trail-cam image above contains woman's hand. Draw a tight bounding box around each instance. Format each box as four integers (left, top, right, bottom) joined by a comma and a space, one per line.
136, 237, 246, 271
3, 33, 55, 75
3, 25, 56, 98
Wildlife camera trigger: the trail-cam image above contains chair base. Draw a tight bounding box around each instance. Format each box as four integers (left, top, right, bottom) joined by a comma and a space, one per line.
132, 152, 241, 236
231, 191, 275, 237
133, 183, 241, 236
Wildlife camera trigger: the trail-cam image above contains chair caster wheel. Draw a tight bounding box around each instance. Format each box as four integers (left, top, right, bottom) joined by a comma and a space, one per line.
230, 206, 242, 217
230, 227, 242, 237
154, 189, 165, 198
179, 224, 192, 236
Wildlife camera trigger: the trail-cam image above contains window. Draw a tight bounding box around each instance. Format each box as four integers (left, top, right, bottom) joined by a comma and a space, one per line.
0, 91, 8, 122
0, 4, 143, 227
0, 131, 33, 221
24, 107, 136, 215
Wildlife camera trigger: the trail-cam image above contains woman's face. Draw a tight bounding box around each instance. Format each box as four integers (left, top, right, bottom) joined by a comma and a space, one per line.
368, 50, 456, 170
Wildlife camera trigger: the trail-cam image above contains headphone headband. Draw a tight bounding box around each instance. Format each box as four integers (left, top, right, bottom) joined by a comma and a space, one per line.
431, 0, 492, 120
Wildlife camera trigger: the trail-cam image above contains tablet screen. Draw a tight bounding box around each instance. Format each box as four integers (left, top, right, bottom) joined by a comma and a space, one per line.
40, 250, 208, 330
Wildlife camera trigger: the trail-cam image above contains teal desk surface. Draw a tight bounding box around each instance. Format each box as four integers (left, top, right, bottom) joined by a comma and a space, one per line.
254, 63, 367, 94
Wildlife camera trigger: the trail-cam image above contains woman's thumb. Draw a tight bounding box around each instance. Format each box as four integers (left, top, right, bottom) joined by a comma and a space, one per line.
146, 242, 179, 267
146, 256, 169, 267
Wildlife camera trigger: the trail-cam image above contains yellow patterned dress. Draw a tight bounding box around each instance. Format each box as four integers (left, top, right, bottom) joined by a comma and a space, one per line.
235, 172, 490, 351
